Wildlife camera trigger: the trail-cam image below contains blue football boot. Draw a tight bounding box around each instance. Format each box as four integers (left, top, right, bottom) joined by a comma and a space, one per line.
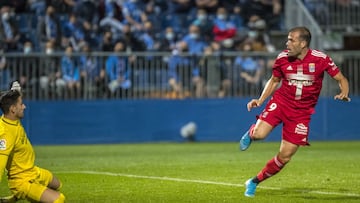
239, 124, 255, 151
244, 178, 258, 197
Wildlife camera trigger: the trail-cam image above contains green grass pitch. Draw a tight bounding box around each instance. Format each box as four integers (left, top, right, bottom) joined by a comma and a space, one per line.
1, 141, 360, 202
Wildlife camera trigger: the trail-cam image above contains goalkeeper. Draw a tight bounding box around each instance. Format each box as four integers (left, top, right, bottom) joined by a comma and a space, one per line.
0, 82, 65, 203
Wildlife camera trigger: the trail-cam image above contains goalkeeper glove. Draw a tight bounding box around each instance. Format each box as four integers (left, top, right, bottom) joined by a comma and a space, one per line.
9, 81, 21, 92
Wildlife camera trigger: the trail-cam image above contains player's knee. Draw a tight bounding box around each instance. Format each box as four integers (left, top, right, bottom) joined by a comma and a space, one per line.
252, 127, 266, 140
54, 193, 65, 203
55, 181, 63, 191
277, 154, 292, 164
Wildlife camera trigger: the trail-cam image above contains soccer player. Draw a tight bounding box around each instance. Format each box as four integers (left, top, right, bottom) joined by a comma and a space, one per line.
0, 82, 65, 202
239, 26, 350, 197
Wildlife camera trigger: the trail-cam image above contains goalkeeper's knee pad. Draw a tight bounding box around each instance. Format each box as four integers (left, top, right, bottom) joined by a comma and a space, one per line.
54, 193, 65, 203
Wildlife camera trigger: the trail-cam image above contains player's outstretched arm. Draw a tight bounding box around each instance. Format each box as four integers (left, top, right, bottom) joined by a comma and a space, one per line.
247, 75, 280, 111
333, 72, 350, 102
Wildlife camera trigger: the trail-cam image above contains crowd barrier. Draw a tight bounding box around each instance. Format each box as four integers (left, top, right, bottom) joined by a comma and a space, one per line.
1, 51, 359, 100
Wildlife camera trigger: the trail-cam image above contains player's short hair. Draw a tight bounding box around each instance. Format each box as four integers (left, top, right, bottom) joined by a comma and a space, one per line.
289, 26, 311, 47
0, 90, 21, 114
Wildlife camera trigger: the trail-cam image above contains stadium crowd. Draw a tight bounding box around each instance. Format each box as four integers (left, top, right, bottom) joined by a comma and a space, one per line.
1, 0, 286, 99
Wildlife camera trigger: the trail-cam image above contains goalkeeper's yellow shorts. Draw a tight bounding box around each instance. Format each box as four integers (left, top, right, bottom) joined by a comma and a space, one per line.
7, 166, 53, 201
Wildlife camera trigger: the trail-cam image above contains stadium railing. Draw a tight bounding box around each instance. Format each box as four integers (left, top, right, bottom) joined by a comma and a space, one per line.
1, 51, 359, 101
285, 0, 324, 50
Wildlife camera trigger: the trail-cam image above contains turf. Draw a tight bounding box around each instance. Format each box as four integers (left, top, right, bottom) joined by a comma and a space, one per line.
1, 141, 360, 203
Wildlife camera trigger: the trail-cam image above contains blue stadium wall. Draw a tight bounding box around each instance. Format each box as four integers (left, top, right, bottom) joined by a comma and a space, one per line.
22, 98, 360, 145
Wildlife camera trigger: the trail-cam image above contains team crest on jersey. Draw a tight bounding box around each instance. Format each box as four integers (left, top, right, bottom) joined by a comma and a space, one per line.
308, 63, 315, 72
0, 139, 6, 150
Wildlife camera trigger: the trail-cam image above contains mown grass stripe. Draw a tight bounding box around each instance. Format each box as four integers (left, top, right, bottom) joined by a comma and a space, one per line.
57, 170, 360, 198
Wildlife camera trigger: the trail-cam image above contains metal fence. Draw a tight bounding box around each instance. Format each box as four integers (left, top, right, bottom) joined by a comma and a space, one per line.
0, 51, 359, 100
302, 0, 360, 32
285, 0, 324, 50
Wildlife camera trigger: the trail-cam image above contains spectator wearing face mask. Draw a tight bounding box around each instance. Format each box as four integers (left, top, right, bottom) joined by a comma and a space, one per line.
159, 27, 178, 52
191, 8, 213, 43
212, 7, 236, 43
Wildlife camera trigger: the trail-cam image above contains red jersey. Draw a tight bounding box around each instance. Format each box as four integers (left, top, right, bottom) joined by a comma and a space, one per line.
272, 49, 340, 111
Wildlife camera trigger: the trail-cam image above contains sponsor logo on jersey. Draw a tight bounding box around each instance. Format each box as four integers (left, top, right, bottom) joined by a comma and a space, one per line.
295, 123, 308, 135
0, 139, 6, 150
309, 63, 315, 72
287, 65, 293, 70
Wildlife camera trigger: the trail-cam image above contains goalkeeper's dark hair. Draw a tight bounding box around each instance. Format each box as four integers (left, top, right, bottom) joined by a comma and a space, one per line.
0, 90, 21, 114
289, 26, 311, 47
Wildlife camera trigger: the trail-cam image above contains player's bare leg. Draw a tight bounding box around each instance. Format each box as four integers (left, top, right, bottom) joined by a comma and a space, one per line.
39, 188, 65, 203
240, 120, 273, 151
244, 140, 299, 197
32, 175, 66, 203
48, 176, 62, 191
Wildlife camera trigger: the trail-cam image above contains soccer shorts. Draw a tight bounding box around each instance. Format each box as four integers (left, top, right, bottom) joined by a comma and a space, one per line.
7, 166, 53, 201
259, 98, 312, 146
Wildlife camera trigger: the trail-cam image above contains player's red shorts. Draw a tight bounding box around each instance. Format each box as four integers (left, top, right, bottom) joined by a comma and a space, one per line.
258, 97, 313, 146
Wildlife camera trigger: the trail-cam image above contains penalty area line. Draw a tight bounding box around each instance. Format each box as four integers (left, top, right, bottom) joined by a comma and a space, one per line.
57, 170, 360, 197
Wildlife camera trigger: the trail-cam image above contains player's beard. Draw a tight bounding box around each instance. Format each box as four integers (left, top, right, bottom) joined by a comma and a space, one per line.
16, 111, 24, 119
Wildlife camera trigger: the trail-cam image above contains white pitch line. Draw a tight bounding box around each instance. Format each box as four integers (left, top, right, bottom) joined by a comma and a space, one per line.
57, 171, 360, 198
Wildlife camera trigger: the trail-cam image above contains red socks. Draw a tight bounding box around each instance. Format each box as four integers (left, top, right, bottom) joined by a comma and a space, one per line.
256, 155, 285, 182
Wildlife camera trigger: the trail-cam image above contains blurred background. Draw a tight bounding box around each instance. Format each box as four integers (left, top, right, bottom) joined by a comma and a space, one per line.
0, 0, 359, 144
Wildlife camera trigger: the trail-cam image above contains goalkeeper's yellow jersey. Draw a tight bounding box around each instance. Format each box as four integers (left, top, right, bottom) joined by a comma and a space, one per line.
0, 115, 35, 180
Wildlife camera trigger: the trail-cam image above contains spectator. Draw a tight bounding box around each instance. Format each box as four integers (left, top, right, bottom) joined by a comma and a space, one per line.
105, 41, 132, 98
62, 13, 86, 51
165, 0, 195, 34
39, 41, 62, 99
167, 41, 205, 98
60, 46, 80, 99
100, 30, 114, 52
79, 43, 106, 99
47, 0, 76, 14
37, 5, 62, 50
191, 8, 214, 43
139, 20, 160, 52
0, 45, 10, 90
118, 23, 146, 52
99, 0, 124, 40
195, 0, 219, 14
212, 7, 237, 43
233, 42, 264, 97
29, 0, 46, 16
16, 41, 39, 98
122, 0, 147, 31
158, 26, 178, 52
0, 6, 20, 52
181, 24, 208, 55
246, 16, 276, 52
241, 0, 284, 31
198, 45, 222, 98
229, 4, 246, 32
143, 0, 162, 33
